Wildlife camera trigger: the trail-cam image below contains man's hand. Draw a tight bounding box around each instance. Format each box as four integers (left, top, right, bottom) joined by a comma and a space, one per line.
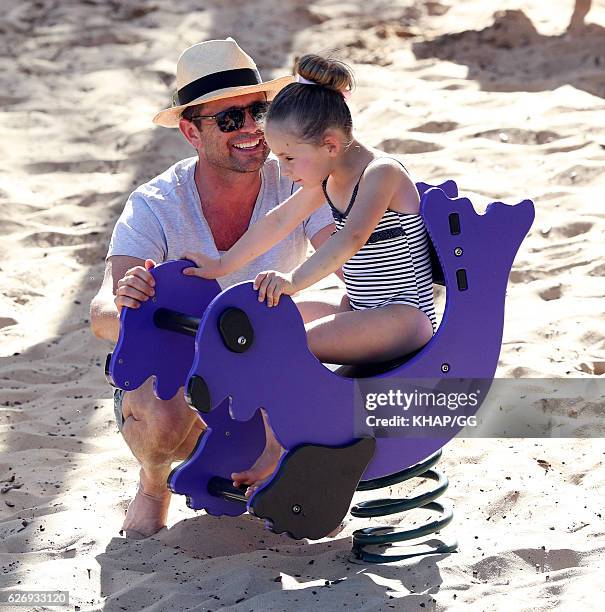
253, 271, 296, 307
181, 252, 225, 279
114, 259, 156, 314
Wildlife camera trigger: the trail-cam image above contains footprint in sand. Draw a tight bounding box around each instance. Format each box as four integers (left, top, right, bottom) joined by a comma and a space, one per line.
472, 128, 560, 145
73, 244, 109, 266
425, 2, 450, 16
576, 361, 605, 376
0, 220, 25, 234
509, 269, 542, 283
593, 362, 605, 376
539, 284, 563, 301
485, 489, 521, 518
512, 548, 582, 573
553, 221, 593, 238
73, 30, 146, 48
25, 159, 123, 175
588, 261, 605, 277
0, 317, 17, 330
0, 95, 28, 106
469, 555, 517, 581
141, 68, 174, 87
60, 190, 123, 209
553, 165, 604, 186
379, 138, 442, 154
409, 120, 459, 133
3, 287, 43, 306
509, 365, 545, 377
544, 141, 592, 154
21, 230, 101, 249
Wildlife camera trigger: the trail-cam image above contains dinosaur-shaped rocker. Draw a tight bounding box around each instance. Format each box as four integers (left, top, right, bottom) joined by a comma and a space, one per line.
106, 182, 534, 561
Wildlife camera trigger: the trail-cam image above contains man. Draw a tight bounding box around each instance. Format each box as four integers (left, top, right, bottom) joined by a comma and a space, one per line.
90, 38, 335, 538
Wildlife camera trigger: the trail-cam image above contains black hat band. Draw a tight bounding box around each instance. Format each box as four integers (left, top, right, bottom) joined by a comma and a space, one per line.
177, 68, 262, 105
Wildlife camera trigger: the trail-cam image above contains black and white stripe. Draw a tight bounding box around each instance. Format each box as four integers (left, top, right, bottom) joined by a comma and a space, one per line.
323, 173, 437, 330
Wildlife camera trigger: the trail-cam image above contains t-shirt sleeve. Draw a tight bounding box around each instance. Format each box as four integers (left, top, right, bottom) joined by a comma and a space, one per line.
286, 181, 334, 241
106, 192, 167, 262
303, 202, 334, 242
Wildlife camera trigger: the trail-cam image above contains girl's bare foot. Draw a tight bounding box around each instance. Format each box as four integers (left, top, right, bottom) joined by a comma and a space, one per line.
231, 439, 285, 498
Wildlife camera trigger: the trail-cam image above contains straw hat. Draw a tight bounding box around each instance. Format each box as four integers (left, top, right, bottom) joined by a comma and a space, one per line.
153, 38, 294, 128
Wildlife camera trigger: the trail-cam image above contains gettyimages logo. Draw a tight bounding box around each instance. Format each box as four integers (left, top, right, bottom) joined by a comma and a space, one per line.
361, 385, 482, 433
353, 378, 604, 438
364, 388, 481, 411
354, 378, 487, 438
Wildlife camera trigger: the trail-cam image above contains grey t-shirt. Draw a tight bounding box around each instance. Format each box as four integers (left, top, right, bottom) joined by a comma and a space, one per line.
107, 155, 333, 288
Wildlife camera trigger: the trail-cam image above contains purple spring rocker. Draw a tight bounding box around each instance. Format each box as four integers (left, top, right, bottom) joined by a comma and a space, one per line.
106, 182, 534, 562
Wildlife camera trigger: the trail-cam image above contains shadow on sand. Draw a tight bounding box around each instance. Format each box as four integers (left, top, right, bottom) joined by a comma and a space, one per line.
413, 9, 605, 99
96, 510, 448, 610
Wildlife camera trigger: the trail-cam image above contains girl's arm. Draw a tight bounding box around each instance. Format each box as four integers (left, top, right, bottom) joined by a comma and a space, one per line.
183, 184, 325, 278
291, 161, 417, 291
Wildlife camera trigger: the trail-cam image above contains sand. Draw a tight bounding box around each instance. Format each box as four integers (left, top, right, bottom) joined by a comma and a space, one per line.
1, 0, 604, 610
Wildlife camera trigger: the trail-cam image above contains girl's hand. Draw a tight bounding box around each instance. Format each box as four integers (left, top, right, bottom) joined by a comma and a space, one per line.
181, 251, 224, 279
253, 271, 296, 307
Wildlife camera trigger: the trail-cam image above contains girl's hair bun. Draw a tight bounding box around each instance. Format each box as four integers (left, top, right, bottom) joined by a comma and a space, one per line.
267, 53, 355, 143
296, 54, 354, 96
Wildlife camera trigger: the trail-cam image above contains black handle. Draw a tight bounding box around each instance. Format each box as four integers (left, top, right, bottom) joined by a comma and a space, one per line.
207, 476, 248, 505
153, 308, 201, 337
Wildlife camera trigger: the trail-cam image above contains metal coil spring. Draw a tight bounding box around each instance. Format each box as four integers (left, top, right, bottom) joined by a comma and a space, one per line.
351, 449, 458, 563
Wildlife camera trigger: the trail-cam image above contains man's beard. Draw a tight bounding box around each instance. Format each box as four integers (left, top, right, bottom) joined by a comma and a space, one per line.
205, 140, 270, 174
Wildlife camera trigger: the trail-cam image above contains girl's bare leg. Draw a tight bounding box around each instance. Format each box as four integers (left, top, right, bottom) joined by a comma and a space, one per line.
305, 303, 434, 365
294, 291, 350, 324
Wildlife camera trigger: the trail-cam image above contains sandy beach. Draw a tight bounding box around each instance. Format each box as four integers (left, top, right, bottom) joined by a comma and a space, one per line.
1, 0, 604, 610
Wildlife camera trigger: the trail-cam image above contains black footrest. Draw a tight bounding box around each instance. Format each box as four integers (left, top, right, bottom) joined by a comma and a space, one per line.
249, 438, 376, 540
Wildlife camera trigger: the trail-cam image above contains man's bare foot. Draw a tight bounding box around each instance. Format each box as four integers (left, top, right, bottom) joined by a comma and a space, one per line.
120, 485, 171, 539
231, 439, 285, 498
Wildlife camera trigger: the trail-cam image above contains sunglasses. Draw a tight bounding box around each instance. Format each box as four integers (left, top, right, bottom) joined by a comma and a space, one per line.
189, 101, 270, 133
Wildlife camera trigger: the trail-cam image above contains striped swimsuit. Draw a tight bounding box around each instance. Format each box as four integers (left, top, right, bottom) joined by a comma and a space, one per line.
322, 162, 437, 331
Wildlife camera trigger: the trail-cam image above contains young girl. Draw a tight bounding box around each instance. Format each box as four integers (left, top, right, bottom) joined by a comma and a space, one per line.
183, 54, 437, 492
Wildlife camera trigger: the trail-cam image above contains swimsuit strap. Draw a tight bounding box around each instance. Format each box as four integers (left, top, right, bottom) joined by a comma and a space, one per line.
322, 156, 408, 219
321, 165, 368, 219
321, 176, 333, 210
344, 179, 362, 216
